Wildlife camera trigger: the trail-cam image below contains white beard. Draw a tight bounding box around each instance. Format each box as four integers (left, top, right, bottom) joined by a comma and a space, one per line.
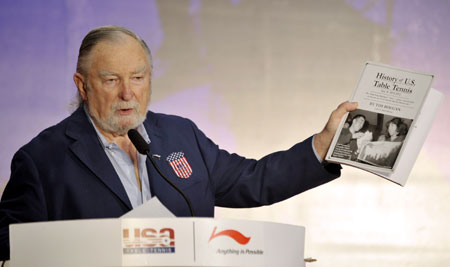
87, 101, 147, 135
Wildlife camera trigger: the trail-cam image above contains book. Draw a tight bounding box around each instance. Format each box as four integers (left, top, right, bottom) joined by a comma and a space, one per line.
325, 62, 443, 186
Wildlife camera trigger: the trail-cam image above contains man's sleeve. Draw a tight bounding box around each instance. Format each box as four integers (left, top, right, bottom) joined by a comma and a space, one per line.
189, 121, 341, 208
0, 149, 48, 261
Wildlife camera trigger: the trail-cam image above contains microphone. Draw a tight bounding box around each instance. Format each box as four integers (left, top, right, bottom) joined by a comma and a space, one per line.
128, 129, 195, 217
128, 129, 150, 155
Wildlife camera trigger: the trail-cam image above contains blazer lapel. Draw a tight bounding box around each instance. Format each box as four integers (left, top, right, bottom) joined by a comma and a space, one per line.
143, 122, 165, 197
142, 113, 194, 217
65, 107, 133, 210
142, 114, 174, 198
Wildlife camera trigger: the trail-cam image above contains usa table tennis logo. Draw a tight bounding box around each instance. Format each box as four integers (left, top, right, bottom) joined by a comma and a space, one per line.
166, 152, 193, 179
122, 228, 175, 254
208, 226, 251, 245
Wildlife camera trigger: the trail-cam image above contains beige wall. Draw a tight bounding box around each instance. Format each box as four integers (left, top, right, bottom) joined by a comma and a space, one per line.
149, 1, 450, 266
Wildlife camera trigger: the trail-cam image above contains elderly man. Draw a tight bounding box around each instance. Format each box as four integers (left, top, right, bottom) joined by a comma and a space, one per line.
0, 25, 356, 260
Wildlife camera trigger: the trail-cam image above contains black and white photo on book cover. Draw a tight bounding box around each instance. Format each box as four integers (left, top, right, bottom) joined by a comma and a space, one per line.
331, 109, 412, 170
326, 61, 434, 178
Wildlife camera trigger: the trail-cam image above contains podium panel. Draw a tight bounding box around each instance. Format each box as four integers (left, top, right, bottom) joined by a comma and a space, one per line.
10, 218, 305, 267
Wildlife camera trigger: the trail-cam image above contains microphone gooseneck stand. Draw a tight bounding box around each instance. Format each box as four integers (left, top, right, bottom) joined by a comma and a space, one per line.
128, 129, 195, 217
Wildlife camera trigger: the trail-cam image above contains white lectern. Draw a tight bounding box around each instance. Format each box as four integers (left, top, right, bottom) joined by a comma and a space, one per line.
10, 218, 305, 267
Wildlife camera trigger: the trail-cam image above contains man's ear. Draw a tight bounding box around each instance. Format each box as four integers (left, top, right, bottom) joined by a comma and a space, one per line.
73, 73, 88, 101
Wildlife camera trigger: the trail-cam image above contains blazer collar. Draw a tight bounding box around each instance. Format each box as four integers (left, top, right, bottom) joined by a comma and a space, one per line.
65, 107, 133, 210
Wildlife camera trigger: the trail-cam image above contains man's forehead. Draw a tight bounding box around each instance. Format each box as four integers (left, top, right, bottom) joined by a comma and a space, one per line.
89, 39, 150, 76
91, 35, 147, 59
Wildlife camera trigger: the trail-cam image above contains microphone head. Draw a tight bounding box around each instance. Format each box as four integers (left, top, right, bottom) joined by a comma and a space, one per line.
127, 129, 149, 155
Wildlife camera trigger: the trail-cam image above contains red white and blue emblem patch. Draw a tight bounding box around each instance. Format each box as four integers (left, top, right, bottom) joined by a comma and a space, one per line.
166, 152, 192, 179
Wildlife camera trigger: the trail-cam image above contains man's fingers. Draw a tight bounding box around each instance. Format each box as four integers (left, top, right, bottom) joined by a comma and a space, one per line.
324, 101, 359, 136
314, 101, 358, 160
333, 101, 358, 119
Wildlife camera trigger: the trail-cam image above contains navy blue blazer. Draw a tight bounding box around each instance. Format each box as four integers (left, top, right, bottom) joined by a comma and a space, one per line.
0, 107, 340, 259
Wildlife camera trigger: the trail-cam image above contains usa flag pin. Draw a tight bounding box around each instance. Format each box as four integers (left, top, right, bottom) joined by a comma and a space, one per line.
166, 152, 193, 179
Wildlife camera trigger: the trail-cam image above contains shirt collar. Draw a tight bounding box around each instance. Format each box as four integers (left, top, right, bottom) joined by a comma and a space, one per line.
83, 104, 151, 149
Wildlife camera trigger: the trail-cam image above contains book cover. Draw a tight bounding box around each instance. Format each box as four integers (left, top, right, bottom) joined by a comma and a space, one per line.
326, 62, 438, 185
